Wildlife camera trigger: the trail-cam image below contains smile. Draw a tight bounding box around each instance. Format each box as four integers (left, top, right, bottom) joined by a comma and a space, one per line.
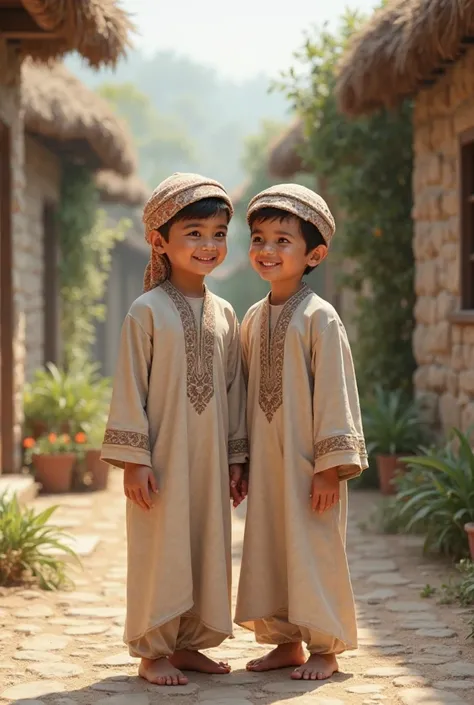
258, 261, 280, 268
194, 255, 217, 262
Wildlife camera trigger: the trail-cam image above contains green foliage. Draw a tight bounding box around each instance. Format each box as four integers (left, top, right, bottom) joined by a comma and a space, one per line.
363, 385, 427, 455
397, 429, 474, 559
97, 83, 196, 187
58, 165, 129, 369
23, 363, 111, 436
278, 11, 415, 394
0, 493, 80, 589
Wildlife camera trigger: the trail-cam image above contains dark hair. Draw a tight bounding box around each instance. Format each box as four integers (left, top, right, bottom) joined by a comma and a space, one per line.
248, 206, 326, 275
158, 197, 230, 241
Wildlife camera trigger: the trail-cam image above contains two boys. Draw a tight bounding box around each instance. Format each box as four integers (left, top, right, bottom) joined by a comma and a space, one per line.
102, 173, 367, 687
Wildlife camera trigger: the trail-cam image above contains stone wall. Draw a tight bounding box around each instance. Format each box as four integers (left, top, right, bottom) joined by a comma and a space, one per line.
412, 46, 474, 433
0, 40, 25, 467
24, 136, 61, 379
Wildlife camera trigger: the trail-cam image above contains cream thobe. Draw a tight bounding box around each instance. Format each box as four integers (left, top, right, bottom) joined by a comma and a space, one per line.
101, 281, 248, 658
235, 284, 367, 654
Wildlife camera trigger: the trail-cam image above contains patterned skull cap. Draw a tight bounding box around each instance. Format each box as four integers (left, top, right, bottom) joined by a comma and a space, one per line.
143, 172, 233, 241
247, 183, 335, 246
142, 172, 234, 292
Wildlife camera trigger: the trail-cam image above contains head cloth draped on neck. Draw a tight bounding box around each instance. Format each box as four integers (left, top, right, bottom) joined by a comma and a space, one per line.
142, 172, 234, 292
247, 183, 335, 246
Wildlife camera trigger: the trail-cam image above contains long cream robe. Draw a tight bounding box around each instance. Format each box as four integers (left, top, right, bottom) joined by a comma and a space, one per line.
101, 281, 248, 657
235, 284, 367, 653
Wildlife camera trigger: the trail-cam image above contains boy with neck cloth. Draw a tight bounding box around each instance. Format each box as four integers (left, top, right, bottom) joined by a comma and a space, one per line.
102, 173, 249, 687
235, 184, 367, 681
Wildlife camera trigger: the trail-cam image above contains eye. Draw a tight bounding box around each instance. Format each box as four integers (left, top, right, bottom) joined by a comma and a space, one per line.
251, 235, 262, 243
187, 230, 200, 237
215, 231, 227, 238
278, 237, 290, 244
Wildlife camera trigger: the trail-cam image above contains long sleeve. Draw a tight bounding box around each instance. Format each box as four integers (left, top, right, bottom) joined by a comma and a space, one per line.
312, 319, 368, 481
101, 313, 153, 469
227, 311, 249, 465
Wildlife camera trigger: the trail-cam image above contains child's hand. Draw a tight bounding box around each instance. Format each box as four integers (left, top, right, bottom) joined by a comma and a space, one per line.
229, 464, 248, 508
124, 463, 158, 511
310, 467, 340, 514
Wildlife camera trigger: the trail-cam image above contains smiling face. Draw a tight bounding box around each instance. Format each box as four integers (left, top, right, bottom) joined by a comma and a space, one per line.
150, 199, 230, 281
248, 210, 327, 284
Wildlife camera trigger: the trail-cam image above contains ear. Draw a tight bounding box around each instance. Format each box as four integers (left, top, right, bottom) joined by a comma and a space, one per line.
150, 229, 166, 254
307, 244, 328, 268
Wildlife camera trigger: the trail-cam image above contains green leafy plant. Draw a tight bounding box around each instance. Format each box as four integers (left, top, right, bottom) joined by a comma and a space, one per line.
420, 584, 436, 598
363, 385, 426, 455
23, 362, 111, 436
58, 164, 129, 369
277, 9, 415, 395
0, 493, 80, 589
398, 429, 474, 559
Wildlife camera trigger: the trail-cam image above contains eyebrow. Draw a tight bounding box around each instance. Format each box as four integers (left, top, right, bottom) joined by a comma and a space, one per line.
251, 227, 294, 237
182, 221, 228, 229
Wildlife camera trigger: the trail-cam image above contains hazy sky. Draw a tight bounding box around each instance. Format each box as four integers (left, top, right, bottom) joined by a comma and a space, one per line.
122, 0, 379, 80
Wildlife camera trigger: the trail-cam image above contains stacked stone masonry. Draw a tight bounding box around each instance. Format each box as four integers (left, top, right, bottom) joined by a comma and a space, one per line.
413, 46, 474, 433
0, 40, 26, 465
24, 136, 61, 380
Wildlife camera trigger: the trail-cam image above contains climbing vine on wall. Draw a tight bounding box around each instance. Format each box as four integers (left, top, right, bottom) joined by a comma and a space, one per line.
57, 164, 129, 370
278, 11, 415, 395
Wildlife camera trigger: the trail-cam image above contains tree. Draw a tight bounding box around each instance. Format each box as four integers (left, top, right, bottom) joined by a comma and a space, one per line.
277, 11, 415, 396
97, 83, 196, 187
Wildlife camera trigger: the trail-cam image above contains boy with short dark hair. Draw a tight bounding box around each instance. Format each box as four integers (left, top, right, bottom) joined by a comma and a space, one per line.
235, 183, 367, 681
102, 173, 248, 687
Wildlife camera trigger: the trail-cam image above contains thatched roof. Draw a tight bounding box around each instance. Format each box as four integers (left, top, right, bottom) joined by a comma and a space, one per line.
96, 170, 149, 207
22, 60, 136, 176
19, 0, 132, 68
267, 120, 309, 178
336, 0, 474, 116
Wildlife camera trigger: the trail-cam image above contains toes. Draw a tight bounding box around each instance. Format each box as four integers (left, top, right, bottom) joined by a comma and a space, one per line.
316, 671, 325, 680
303, 669, 310, 680
157, 676, 166, 686
178, 676, 188, 685
310, 671, 317, 680
291, 668, 303, 680
172, 675, 178, 686
165, 676, 172, 686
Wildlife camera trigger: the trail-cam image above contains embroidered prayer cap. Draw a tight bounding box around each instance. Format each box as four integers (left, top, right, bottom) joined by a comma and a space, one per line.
247, 183, 335, 246
142, 172, 234, 292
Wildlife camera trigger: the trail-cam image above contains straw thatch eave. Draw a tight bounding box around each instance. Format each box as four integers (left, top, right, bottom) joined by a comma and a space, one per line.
96, 170, 149, 207
22, 60, 136, 176
336, 0, 474, 116
18, 0, 133, 68
267, 120, 309, 178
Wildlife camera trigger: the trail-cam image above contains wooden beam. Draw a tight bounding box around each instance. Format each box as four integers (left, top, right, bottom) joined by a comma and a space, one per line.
0, 120, 15, 473
0, 8, 60, 39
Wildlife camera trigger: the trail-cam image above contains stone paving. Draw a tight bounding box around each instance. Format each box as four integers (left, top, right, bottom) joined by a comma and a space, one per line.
1, 474, 474, 705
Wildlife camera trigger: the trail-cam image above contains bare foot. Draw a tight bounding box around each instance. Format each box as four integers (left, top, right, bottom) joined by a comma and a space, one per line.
246, 642, 306, 672
139, 657, 188, 686
291, 653, 338, 680
170, 649, 231, 674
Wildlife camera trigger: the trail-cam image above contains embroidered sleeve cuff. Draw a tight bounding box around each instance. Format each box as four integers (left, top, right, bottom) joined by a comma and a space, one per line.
313, 435, 368, 478
228, 438, 249, 464
101, 429, 152, 470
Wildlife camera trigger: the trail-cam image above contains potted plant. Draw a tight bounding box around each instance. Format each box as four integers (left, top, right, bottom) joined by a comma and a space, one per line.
363, 386, 426, 495
24, 433, 77, 494
23, 362, 111, 439
77, 428, 110, 491
400, 429, 474, 559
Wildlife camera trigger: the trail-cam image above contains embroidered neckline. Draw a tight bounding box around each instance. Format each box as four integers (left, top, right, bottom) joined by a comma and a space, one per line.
161, 280, 215, 414
259, 284, 312, 422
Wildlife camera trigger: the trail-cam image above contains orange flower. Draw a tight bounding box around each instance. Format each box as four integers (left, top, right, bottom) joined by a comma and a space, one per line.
75, 432, 87, 444
61, 434, 70, 443
23, 437, 36, 449
48, 433, 57, 443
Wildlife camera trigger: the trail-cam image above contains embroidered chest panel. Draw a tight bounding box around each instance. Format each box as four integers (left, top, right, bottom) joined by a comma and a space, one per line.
258, 285, 312, 422
162, 281, 215, 414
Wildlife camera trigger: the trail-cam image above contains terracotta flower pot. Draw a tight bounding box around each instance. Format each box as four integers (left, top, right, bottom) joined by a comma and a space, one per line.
86, 449, 109, 491
32, 453, 76, 494
375, 454, 406, 495
465, 523, 474, 560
